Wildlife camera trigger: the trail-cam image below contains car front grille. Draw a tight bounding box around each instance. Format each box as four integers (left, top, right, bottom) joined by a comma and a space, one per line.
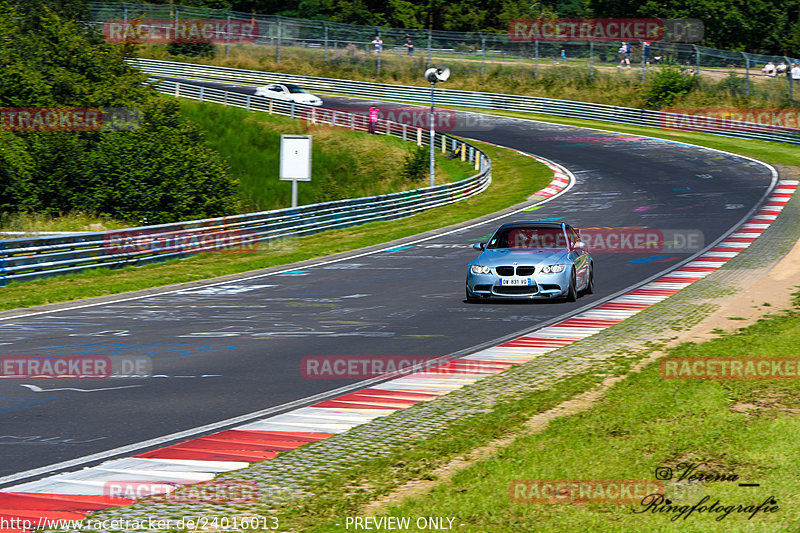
495, 265, 536, 277
494, 286, 538, 295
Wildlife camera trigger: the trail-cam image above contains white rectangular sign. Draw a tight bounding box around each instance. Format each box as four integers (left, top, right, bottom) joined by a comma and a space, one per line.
280, 135, 312, 181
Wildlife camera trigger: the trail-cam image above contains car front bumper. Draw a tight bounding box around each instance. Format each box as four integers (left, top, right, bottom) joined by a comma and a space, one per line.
466, 271, 571, 299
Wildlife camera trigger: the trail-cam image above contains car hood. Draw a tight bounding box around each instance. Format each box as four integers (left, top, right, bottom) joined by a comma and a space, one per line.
292, 95, 322, 104
475, 248, 569, 266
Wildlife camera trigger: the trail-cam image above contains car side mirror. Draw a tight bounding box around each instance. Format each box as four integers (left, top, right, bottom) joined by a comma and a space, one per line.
573, 241, 587, 251
473, 242, 485, 250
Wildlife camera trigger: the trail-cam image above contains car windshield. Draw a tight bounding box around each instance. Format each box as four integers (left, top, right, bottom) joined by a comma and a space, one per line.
487, 227, 567, 249
285, 85, 309, 94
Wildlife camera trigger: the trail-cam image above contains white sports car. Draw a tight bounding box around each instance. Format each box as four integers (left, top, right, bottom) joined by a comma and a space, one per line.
254, 83, 323, 106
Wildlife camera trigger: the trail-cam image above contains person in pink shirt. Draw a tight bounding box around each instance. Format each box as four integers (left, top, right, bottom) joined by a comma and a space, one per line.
368, 104, 379, 134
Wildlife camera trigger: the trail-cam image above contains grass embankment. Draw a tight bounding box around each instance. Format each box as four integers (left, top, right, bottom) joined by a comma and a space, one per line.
141, 44, 799, 111
304, 300, 800, 532
0, 100, 472, 233
0, 140, 550, 311
178, 100, 473, 212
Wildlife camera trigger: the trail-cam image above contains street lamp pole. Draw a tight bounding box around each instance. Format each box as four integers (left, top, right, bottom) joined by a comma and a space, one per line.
429, 79, 435, 187
424, 66, 450, 188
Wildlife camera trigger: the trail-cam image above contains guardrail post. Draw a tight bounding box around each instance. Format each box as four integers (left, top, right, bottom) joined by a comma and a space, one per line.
376, 29, 382, 77
311, 107, 316, 124
268, 99, 273, 114
290, 101, 295, 118
461, 143, 466, 161
277, 17, 282, 64
331, 110, 337, 125
402, 123, 407, 140
199, 87, 204, 102
441, 134, 446, 153
417, 127, 422, 146
385, 119, 390, 135
246, 94, 251, 111
741, 52, 750, 97
351, 114, 355, 130
323, 22, 328, 64
474, 153, 480, 170
175, 82, 180, 97
481, 35, 486, 75
225, 12, 231, 58
427, 29, 432, 68
223, 91, 228, 106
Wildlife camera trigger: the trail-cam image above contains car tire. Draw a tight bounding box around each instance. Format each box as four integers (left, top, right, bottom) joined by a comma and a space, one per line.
583, 263, 594, 295
566, 269, 578, 302
466, 287, 481, 303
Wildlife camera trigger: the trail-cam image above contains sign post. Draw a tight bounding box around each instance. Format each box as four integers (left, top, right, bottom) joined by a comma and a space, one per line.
280, 135, 312, 207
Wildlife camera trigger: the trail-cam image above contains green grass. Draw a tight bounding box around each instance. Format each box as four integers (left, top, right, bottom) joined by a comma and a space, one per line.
331, 303, 800, 532
0, 212, 130, 234
178, 100, 473, 212
0, 140, 551, 310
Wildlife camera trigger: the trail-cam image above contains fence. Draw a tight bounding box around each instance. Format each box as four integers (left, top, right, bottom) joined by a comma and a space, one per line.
131, 58, 800, 145
89, 2, 800, 101
0, 82, 490, 286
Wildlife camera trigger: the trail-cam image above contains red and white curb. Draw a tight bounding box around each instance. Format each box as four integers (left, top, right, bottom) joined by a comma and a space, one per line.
0, 171, 793, 530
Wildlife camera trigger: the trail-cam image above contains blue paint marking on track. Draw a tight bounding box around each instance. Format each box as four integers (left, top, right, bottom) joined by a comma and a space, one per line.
540, 217, 564, 221
673, 187, 692, 191
628, 255, 679, 263
384, 246, 414, 252
0, 397, 65, 414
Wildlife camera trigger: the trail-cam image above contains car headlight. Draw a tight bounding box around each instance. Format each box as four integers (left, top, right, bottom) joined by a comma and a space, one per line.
470, 265, 491, 274
541, 264, 567, 274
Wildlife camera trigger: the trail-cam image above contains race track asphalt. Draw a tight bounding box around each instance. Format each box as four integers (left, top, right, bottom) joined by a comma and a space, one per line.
0, 83, 774, 486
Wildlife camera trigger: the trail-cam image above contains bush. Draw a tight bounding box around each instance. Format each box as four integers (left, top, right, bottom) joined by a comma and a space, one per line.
401, 145, 429, 184
643, 64, 697, 108
166, 41, 216, 58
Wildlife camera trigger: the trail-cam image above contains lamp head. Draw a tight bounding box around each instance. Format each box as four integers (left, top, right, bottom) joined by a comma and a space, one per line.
424, 66, 450, 83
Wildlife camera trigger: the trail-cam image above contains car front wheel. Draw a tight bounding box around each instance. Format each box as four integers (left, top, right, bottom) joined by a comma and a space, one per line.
565, 269, 578, 302
583, 263, 594, 295
466, 287, 481, 303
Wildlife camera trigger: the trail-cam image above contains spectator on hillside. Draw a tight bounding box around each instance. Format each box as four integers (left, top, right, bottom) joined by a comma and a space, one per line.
618, 42, 631, 68
404, 37, 414, 56
371, 35, 383, 54
762, 61, 776, 77
642, 41, 651, 66
791, 61, 800, 81
776, 61, 787, 74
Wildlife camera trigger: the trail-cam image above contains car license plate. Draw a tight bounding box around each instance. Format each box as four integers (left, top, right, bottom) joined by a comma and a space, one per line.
500, 278, 532, 286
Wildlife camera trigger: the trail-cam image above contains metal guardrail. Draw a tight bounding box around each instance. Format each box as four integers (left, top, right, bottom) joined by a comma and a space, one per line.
0, 81, 490, 286
131, 58, 800, 145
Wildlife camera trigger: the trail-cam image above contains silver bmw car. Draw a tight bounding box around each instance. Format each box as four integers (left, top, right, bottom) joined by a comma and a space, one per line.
466, 222, 594, 302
